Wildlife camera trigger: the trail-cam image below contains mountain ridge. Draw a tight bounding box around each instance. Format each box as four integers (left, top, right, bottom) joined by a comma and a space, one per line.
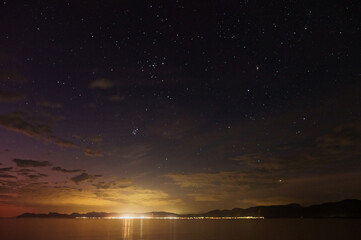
17, 199, 361, 219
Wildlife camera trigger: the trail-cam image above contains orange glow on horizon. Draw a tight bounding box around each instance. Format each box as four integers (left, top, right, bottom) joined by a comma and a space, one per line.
0, 204, 35, 218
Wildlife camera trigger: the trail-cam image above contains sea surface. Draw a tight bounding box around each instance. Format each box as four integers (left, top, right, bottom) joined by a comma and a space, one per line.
1, 218, 361, 240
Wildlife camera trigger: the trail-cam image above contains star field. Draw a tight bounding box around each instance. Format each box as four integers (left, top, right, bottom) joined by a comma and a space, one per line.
0, 0, 360, 216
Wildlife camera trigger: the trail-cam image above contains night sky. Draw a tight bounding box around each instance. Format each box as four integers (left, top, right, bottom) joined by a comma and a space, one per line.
0, 1, 360, 217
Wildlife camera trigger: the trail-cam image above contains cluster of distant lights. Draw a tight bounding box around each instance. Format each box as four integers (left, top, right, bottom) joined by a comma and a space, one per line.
76, 216, 264, 220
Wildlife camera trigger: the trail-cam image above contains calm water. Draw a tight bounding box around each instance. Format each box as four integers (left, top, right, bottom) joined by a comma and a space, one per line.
1, 218, 361, 240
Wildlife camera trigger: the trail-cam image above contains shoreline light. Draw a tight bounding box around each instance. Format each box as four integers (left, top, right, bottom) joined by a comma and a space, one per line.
76, 216, 264, 220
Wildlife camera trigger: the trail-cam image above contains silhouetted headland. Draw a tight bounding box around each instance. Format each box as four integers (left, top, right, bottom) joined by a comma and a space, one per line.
17, 199, 361, 219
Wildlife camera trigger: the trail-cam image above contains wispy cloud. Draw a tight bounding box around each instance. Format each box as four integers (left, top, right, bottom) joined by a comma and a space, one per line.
0, 72, 26, 82
94, 185, 181, 209
0, 167, 13, 172
89, 78, 116, 89
13, 159, 51, 168
89, 136, 103, 143
52, 167, 85, 173
92, 178, 132, 189
84, 147, 104, 157
316, 121, 361, 148
119, 144, 152, 162
25, 173, 48, 180
36, 101, 63, 109
0, 112, 79, 149
108, 95, 125, 102
0, 174, 17, 179
149, 117, 198, 140
71, 173, 99, 184
0, 112, 107, 158
0, 90, 25, 102
166, 171, 250, 189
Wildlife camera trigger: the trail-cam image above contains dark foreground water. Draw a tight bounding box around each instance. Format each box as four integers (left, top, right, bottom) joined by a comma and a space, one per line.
1, 218, 361, 240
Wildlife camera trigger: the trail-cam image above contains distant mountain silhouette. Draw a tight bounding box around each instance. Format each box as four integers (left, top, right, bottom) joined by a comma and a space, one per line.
202, 203, 303, 218
17, 199, 361, 219
200, 199, 361, 218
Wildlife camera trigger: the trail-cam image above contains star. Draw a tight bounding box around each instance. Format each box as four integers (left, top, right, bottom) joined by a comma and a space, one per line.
132, 128, 139, 136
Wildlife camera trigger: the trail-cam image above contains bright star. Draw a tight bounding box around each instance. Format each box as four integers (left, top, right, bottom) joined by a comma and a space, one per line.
132, 128, 139, 136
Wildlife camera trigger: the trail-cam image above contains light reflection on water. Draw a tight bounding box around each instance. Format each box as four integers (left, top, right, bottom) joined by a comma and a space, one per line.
1, 219, 361, 240
139, 219, 143, 239
121, 219, 177, 240
122, 219, 133, 240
